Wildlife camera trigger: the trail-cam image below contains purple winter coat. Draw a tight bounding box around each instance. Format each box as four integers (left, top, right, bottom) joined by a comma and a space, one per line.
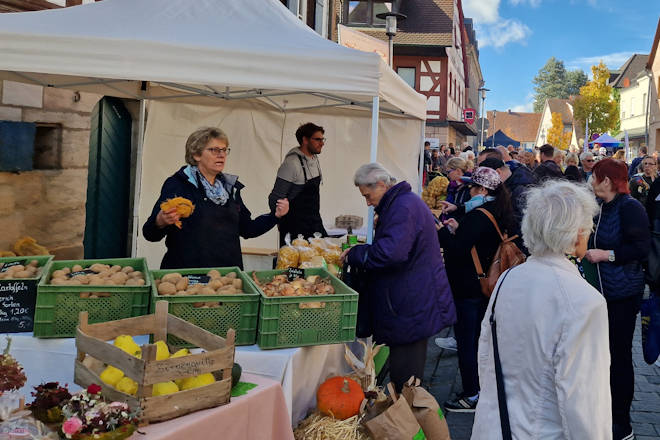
346, 181, 456, 346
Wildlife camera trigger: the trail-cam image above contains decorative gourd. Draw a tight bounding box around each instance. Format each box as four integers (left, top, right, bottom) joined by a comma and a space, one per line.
316, 376, 365, 420
160, 197, 195, 229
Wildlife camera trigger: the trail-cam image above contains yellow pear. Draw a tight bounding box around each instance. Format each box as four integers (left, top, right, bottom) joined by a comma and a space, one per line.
171, 348, 189, 358
99, 365, 124, 387
180, 373, 215, 391
114, 335, 141, 358
152, 381, 179, 396
154, 341, 170, 360
116, 377, 138, 396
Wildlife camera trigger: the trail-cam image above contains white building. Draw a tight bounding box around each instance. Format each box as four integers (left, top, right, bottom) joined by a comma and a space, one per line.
613, 54, 650, 155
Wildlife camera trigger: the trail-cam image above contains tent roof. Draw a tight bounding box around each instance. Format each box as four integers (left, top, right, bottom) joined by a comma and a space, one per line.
0, 0, 426, 119
484, 129, 520, 147
589, 133, 621, 145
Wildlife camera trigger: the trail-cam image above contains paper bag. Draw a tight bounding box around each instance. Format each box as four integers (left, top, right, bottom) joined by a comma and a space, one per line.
401, 377, 451, 440
363, 383, 421, 439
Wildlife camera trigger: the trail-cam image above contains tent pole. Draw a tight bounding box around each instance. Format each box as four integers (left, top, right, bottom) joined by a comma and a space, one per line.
367, 96, 379, 244
418, 121, 426, 194
131, 99, 146, 257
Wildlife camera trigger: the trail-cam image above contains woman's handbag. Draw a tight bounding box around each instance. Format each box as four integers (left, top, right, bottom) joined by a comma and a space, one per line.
471, 209, 526, 297
641, 291, 660, 365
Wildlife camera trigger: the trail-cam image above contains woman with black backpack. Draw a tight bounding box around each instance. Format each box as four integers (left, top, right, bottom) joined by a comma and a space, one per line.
437, 166, 515, 412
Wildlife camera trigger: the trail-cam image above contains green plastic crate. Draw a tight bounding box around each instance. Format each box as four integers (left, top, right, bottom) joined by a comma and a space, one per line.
0, 255, 53, 333
252, 268, 358, 349
34, 258, 151, 338
150, 267, 260, 347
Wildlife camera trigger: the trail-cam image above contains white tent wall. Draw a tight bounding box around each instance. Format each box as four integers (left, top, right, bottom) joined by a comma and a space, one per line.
137, 101, 422, 269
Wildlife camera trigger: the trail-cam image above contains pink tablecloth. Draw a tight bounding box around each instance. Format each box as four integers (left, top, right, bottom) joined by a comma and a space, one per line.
131, 373, 294, 440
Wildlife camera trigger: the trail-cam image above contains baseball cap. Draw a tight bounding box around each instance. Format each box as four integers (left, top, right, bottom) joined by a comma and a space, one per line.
460, 166, 502, 190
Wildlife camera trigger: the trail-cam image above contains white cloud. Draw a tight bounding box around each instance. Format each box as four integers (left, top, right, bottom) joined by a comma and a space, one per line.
510, 0, 542, 6
463, 0, 500, 24
567, 51, 638, 71
509, 92, 535, 112
478, 19, 532, 49
463, 0, 532, 49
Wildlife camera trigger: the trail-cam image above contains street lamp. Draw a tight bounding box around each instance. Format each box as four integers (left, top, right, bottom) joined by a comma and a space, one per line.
376, 11, 407, 68
478, 87, 489, 149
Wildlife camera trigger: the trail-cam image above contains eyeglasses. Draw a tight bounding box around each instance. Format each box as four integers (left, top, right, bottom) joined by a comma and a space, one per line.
205, 147, 231, 156
584, 159, 594, 163
311, 137, 326, 142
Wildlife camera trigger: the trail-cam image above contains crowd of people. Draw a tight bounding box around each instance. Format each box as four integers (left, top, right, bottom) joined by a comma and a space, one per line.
143, 124, 658, 439
367, 140, 659, 440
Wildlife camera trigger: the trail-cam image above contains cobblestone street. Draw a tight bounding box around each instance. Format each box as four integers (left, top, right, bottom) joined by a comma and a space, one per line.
424, 316, 660, 439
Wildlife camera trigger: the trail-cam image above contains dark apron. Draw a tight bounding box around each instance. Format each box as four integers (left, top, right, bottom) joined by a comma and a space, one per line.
278, 155, 327, 245
161, 175, 243, 269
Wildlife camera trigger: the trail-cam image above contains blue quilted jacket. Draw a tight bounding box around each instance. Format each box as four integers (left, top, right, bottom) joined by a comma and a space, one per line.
589, 194, 650, 301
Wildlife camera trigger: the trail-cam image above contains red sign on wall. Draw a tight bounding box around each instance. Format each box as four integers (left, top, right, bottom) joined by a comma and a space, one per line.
463, 108, 476, 125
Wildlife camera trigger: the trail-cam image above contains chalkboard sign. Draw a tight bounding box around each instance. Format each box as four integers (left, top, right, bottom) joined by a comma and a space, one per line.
0, 278, 38, 333
0, 260, 27, 273
67, 269, 96, 278
187, 275, 211, 285
287, 267, 304, 281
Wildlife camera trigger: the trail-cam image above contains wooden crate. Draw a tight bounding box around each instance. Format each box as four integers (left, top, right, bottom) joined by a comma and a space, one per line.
74, 301, 235, 423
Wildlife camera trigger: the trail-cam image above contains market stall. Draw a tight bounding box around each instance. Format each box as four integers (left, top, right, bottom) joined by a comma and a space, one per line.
0, 0, 427, 262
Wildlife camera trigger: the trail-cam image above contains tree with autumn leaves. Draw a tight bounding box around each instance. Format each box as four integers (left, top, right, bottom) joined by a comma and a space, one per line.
573, 61, 619, 136
547, 112, 572, 150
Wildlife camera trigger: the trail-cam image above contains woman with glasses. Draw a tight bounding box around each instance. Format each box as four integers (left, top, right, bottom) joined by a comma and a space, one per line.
143, 127, 288, 269
629, 156, 658, 207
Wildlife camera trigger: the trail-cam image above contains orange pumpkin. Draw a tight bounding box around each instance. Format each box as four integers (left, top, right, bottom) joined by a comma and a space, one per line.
316, 376, 365, 420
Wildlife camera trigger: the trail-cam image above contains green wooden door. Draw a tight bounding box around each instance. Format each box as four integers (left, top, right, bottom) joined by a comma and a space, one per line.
83, 97, 132, 258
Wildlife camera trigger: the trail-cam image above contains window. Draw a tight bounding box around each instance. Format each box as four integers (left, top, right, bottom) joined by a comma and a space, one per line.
0, 122, 61, 171
643, 93, 647, 113
449, 72, 452, 98
397, 67, 416, 89
345, 1, 393, 26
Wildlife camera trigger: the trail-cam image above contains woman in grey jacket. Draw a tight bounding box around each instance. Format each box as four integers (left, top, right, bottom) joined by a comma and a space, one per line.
472, 181, 611, 439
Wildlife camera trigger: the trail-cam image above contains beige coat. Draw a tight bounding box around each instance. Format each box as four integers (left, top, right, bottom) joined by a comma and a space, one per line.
471, 255, 612, 440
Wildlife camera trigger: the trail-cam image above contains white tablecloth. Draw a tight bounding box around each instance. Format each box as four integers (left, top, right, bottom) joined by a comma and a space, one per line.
7, 333, 353, 425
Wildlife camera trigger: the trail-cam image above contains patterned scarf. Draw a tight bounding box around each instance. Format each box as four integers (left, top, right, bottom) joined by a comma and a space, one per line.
192, 166, 229, 205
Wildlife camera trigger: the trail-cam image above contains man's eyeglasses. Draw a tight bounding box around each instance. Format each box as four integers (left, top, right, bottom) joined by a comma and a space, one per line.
311, 137, 326, 142
205, 147, 231, 156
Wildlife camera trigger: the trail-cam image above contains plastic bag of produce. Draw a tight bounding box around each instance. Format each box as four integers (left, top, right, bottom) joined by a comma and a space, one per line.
276, 234, 300, 269
292, 234, 309, 248
298, 245, 320, 263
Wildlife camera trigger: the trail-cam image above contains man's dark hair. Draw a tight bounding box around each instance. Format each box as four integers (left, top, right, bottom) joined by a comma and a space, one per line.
539, 144, 555, 159
463, 146, 473, 152
295, 122, 324, 145
449, 147, 456, 155
424, 141, 431, 147
478, 148, 503, 160
640, 146, 648, 155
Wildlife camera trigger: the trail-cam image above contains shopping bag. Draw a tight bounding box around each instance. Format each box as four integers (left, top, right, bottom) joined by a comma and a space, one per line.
646, 232, 660, 288
641, 291, 660, 364
401, 377, 451, 440
363, 383, 421, 439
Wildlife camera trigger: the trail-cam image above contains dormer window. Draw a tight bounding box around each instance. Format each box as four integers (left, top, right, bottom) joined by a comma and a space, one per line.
344, 1, 394, 26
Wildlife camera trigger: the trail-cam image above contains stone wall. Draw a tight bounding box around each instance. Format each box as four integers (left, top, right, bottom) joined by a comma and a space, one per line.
0, 80, 101, 258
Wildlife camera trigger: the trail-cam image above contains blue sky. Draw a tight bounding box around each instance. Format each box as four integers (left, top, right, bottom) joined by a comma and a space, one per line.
462, 0, 658, 113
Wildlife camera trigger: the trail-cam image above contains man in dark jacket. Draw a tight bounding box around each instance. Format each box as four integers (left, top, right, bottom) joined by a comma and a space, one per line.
342, 162, 456, 392
533, 144, 565, 181
629, 146, 648, 178
269, 122, 327, 245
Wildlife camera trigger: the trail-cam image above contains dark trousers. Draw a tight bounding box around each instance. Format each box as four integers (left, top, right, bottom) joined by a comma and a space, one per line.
389, 338, 428, 393
607, 295, 641, 429
454, 296, 488, 397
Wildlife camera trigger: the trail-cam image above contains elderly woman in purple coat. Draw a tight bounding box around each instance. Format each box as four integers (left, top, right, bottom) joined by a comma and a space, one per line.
340, 162, 456, 391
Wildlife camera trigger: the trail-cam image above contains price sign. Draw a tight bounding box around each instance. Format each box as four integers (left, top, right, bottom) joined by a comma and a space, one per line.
67, 269, 96, 278
0, 260, 27, 273
0, 279, 38, 333
187, 275, 211, 285
287, 267, 304, 281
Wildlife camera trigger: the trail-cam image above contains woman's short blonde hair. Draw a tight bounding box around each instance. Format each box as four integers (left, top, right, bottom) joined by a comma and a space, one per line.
446, 157, 467, 172
184, 127, 229, 166
566, 152, 579, 166
522, 180, 598, 256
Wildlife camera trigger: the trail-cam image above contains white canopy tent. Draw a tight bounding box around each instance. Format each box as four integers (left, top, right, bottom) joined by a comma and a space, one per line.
0, 0, 427, 265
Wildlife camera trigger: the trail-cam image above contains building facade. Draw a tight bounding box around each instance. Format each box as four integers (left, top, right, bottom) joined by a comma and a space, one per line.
648, 19, 660, 153
486, 110, 541, 151
535, 98, 583, 149
612, 54, 650, 154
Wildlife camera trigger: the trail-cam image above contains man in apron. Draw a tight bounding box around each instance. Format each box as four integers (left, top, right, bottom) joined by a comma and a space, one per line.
269, 122, 328, 246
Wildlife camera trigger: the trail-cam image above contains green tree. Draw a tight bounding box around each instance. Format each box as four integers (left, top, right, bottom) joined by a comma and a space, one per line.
573, 62, 619, 136
532, 57, 588, 112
